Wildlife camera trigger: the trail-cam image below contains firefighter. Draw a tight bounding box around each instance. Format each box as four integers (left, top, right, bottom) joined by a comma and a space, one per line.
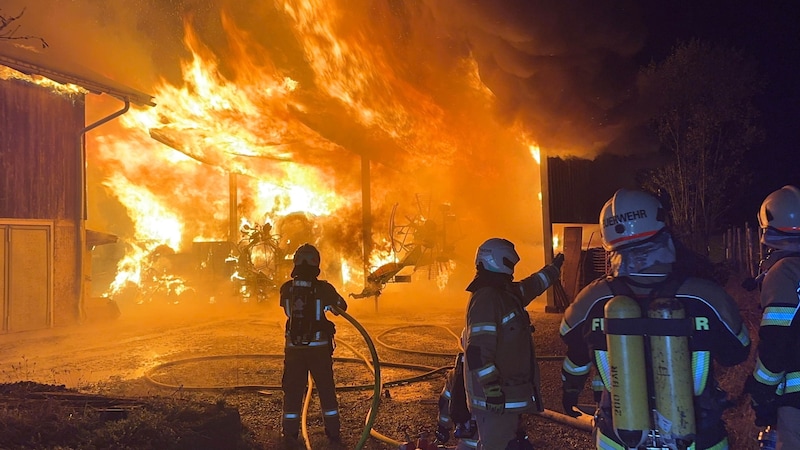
279, 243, 348, 444
464, 238, 563, 449
744, 185, 800, 449
559, 188, 751, 449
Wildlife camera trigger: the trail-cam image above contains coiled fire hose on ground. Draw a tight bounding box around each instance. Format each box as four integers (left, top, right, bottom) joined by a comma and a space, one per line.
142, 319, 591, 448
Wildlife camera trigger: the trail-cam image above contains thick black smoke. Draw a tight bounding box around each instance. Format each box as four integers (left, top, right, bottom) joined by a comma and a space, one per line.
421, 0, 650, 157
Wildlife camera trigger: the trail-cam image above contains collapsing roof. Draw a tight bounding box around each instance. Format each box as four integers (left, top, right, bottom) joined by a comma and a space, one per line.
0, 43, 154, 106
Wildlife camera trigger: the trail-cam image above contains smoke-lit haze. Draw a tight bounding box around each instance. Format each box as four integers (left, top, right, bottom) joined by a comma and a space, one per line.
2, 0, 650, 299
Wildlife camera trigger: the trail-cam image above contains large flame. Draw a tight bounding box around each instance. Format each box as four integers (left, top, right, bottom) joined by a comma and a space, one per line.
81, 2, 546, 302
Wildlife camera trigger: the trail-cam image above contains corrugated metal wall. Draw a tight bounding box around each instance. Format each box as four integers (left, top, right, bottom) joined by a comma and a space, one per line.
0, 77, 84, 219
547, 154, 657, 224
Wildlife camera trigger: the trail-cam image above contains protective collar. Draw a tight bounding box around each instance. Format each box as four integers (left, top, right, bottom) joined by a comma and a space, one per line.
609, 231, 676, 277
762, 228, 800, 252
291, 264, 320, 279
466, 268, 513, 292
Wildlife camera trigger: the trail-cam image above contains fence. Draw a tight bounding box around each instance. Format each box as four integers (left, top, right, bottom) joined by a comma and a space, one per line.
722, 222, 763, 278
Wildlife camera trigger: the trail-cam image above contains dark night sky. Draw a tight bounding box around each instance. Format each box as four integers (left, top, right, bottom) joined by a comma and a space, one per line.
638, 0, 800, 224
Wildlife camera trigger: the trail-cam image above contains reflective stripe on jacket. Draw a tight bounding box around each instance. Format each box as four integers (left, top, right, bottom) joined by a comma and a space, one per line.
750, 255, 800, 408
464, 264, 559, 413
559, 270, 750, 448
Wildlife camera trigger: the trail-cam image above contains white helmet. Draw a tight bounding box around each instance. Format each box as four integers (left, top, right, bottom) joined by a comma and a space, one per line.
475, 238, 519, 275
600, 189, 666, 251
758, 185, 800, 250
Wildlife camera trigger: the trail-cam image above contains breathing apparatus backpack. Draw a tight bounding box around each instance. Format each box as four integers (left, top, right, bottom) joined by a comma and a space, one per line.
603, 273, 697, 449
447, 352, 475, 438
288, 279, 328, 345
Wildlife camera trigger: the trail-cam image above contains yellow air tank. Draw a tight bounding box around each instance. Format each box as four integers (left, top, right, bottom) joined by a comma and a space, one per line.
648, 297, 696, 446
605, 295, 649, 448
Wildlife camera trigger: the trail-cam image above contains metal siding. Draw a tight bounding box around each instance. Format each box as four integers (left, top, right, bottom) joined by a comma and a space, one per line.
547, 157, 607, 224
547, 154, 664, 224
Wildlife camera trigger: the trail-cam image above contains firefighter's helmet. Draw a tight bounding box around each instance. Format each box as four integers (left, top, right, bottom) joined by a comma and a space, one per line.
293, 243, 321, 267
759, 185, 800, 250
475, 238, 519, 275
600, 189, 666, 252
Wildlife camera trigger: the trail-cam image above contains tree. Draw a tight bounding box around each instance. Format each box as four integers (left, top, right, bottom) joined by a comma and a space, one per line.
0, 7, 48, 48
638, 39, 763, 255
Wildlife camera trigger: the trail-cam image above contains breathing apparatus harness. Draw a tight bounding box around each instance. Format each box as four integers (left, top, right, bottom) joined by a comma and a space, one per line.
605, 274, 692, 338
741, 251, 800, 292
287, 279, 335, 346
447, 352, 476, 440
602, 273, 700, 450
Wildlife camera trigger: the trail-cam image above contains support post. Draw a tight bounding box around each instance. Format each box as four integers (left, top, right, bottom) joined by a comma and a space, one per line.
539, 155, 557, 312
229, 172, 238, 245
360, 156, 374, 310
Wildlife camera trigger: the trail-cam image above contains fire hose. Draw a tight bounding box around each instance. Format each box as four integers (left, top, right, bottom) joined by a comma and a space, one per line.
142, 320, 591, 448
375, 325, 566, 361
329, 305, 383, 450
373, 325, 593, 436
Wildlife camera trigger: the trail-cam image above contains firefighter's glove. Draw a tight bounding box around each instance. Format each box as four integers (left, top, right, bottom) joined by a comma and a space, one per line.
745, 375, 779, 427
434, 425, 450, 444
483, 383, 506, 414
552, 253, 565, 270
324, 305, 340, 316
752, 401, 778, 427
562, 387, 581, 418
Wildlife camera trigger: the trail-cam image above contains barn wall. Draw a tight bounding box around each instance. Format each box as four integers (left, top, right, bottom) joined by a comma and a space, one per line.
53, 220, 80, 326
0, 77, 85, 328
0, 77, 84, 219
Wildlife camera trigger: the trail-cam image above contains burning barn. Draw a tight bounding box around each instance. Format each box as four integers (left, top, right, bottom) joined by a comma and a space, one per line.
0, 1, 640, 326
0, 44, 154, 332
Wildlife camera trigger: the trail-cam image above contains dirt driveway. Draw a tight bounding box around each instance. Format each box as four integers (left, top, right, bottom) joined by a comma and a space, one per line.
0, 285, 595, 449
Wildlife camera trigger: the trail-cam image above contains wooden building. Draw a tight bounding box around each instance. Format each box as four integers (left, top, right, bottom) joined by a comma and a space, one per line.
0, 45, 153, 332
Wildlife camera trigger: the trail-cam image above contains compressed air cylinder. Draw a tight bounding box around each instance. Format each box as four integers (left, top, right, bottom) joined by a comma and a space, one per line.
604, 295, 649, 448
648, 298, 696, 444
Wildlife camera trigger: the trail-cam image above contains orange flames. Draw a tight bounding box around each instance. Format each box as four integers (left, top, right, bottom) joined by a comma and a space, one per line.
92, 10, 418, 300
84, 2, 545, 302
0, 65, 86, 96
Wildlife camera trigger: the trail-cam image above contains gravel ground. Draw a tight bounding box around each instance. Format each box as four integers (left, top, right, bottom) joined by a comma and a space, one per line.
0, 276, 764, 449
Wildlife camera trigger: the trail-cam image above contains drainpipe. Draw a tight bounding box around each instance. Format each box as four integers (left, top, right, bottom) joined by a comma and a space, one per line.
76, 97, 130, 323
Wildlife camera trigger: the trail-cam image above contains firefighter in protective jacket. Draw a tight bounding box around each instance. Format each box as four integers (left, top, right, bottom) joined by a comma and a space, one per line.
744, 185, 800, 449
559, 189, 751, 450
280, 243, 348, 443
464, 238, 563, 449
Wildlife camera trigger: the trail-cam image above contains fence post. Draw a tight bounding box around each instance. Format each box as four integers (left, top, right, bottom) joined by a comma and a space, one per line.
725, 227, 730, 266
737, 227, 745, 272
745, 222, 754, 277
